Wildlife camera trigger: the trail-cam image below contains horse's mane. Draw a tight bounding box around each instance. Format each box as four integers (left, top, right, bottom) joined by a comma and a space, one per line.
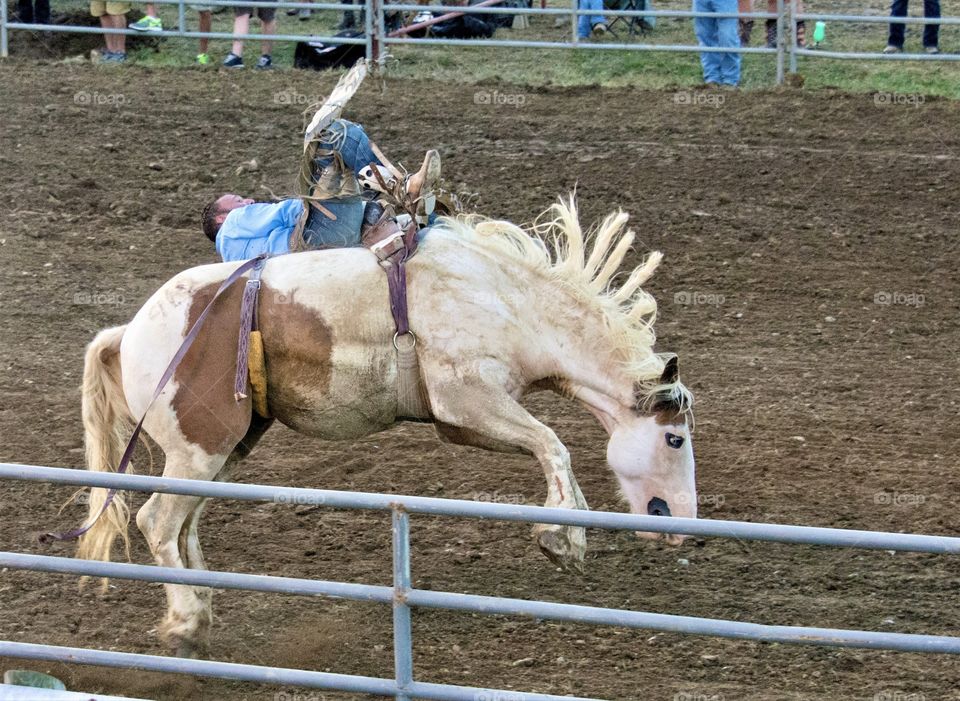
437, 196, 693, 415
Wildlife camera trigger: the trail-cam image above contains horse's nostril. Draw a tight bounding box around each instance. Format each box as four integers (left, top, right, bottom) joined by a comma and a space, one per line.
647, 497, 671, 517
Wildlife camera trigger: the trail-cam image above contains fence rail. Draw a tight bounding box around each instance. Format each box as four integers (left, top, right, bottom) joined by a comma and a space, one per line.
1, 0, 958, 79
1, 461, 959, 700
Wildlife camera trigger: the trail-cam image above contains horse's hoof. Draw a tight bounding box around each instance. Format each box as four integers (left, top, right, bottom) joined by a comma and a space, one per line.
174, 638, 205, 659
536, 528, 586, 574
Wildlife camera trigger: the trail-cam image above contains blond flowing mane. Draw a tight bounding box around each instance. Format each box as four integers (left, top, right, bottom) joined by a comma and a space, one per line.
438, 196, 693, 415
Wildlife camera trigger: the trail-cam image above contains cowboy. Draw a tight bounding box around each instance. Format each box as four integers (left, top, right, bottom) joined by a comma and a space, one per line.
202, 119, 441, 263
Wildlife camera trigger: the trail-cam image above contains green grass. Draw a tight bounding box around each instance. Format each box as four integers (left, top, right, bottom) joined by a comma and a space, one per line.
18, 0, 960, 97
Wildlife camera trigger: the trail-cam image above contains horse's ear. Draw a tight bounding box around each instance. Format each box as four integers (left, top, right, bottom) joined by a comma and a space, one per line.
660, 355, 679, 385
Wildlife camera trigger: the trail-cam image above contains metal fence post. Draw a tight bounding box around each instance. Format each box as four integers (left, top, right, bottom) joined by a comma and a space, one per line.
177, 0, 185, 36
775, 0, 784, 84
570, 0, 578, 44
372, 0, 385, 66
788, 0, 797, 73
365, 0, 374, 61
1, 0, 8, 59
392, 508, 413, 701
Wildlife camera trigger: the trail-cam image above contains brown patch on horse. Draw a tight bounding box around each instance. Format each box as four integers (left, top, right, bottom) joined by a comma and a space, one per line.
256, 284, 335, 418
171, 281, 253, 456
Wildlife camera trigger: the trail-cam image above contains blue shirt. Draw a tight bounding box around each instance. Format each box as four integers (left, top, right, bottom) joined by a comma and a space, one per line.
216, 200, 304, 262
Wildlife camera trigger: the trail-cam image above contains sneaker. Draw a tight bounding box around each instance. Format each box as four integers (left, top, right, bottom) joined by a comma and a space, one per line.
223, 52, 244, 68
102, 51, 127, 63
925, 46, 940, 54
286, 7, 298, 14
591, 22, 607, 38
129, 15, 162, 32
298, 8, 311, 20
882, 44, 901, 54
255, 54, 272, 69
196, 52, 210, 65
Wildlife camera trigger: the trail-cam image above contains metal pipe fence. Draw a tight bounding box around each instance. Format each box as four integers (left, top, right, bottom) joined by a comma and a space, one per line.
1, 0, 958, 77
1, 461, 959, 700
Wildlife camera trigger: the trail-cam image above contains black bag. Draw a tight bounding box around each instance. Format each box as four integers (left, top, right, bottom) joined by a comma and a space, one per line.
294, 30, 365, 70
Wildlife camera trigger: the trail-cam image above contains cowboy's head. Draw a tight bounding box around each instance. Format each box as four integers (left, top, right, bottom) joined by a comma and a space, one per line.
201, 194, 255, 242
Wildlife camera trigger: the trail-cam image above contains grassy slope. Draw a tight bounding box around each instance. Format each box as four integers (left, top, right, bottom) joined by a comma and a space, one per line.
13, 0, 960, 96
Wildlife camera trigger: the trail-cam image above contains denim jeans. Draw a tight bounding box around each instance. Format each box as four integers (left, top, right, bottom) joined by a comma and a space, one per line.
693, 0, 741, 85
578, 0, 605, 38
17, 0, 50, 23
304, 119, 383, 249
888, 0, 940, 48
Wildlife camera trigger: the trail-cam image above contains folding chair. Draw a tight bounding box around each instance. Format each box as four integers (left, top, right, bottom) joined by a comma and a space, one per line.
605, 0, 654, 38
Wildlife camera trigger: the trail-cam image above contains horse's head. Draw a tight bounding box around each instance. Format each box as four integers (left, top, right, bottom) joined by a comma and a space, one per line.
606, 356, 696, 545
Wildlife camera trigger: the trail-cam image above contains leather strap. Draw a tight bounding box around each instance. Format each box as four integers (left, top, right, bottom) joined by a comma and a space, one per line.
41, 253, 271, 545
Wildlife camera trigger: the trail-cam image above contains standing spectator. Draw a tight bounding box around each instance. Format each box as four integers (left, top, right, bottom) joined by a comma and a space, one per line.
693, 0, 740, 86
223, 5, 277, 69
577, 0, 607, 39
884, 0, 940, 53
336, 0, 360, 29
737, 0, 752, 46
128, 2, 163, 31
738, 0, 805, 48
17, 0, 50, 25
91, 0, 130, 62
193, 4, 213, 64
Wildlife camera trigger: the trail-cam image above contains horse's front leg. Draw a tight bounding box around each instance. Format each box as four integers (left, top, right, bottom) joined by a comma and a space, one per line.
427, 365, 590, 572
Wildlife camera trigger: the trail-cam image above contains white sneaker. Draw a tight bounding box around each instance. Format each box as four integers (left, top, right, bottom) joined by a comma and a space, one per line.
882, 44, 901, 54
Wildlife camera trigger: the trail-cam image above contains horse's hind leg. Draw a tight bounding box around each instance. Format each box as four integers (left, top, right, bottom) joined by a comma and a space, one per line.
174, 416, 274, 655
136, 449, 227, 657
427, 363, 589, 573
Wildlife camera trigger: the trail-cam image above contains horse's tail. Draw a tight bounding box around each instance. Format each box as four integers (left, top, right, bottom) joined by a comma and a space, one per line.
76, 325, 135, 568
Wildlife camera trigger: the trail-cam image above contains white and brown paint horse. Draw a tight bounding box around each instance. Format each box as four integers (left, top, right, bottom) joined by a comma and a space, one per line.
76, 198, 696, 656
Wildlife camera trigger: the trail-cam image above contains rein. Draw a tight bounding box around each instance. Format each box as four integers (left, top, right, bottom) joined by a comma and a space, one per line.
40, 253, 271, 545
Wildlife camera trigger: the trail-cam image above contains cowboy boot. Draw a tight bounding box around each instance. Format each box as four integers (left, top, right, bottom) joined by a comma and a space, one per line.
405, 150, 441, 223
765, 18, 777, 48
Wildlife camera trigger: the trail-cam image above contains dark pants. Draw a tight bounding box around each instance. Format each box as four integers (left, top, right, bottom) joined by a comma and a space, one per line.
302, 120, 383, 249
888, 0, 940, 48
17, 0, 50, 23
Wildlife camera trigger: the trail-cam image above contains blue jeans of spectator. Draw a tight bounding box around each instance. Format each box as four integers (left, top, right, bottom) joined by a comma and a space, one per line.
578, 0, 605, 38
693, 0, 740, 85
305, 119, 384, 248
888, 0, 940, 48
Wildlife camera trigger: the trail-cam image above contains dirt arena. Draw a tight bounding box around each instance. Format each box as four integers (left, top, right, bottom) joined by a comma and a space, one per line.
1, 62, 959, 700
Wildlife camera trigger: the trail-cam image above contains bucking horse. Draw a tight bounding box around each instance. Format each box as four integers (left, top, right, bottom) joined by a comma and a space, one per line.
72, 197, 696, 656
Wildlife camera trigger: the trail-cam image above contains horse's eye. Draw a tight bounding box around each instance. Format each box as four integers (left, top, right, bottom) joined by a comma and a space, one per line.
665, 432, 685, 449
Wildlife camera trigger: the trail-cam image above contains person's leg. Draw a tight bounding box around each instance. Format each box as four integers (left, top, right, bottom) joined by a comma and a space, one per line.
314, 120, 383, 176
18, 0, 34, 23
887, 0, 908, 48
35, 0, 50, 23
231, 9, 250, 56
198, 10, 211, 53
111, 12, 127, 53
794, 0, 805, 47
693, 0, 721, 84
587, 0, 605, 29
716, 0, 741, 84
577, 0, 592, 37
922, 0, 940, 48
259, 10, 275, 57
738, 0, 753, 45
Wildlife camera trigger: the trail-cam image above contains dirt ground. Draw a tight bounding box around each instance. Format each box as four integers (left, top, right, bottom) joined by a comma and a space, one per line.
1, 59, 959, 701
